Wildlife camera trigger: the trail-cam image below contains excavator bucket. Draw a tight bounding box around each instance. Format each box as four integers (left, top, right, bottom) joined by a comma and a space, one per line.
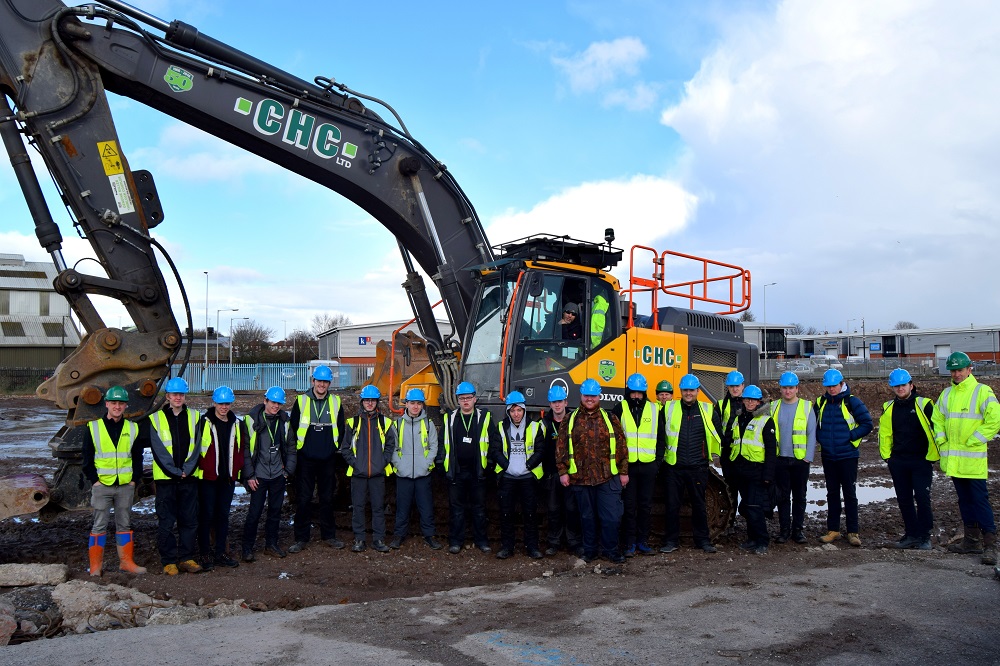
369, 331, 431, 400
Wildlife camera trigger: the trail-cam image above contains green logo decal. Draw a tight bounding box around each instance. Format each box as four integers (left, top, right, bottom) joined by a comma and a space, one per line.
598, 359, 616, 381
164, 66, 193, 93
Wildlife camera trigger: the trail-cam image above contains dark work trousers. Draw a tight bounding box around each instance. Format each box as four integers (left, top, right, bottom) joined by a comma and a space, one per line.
572, 476, 624, 559
621, 460, 658, 547
198, 477, 236, 558
498, 475, 539, 553
544, 475, 581, 550
821, 456, 859, 533
952, 477, 996, 534
294, 456, 338, 542
664, 464, 711, 547
887, 457, 933, 539
734, 464, 769, 546
719, 454, 740, 527
448, 468, 489, 548
243, 475, 287, 550
394, 476, 436, 538
775, 457, 810, 536
155, 479, 199, 566
350, 475, 386, 542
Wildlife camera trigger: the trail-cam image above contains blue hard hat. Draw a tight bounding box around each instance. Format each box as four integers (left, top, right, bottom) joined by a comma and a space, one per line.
779, 372, 800, 387
579, 379, 602, 396
313, 365, 333, 381
360, 385, 381, 400
742, 384, 763, 400
212, 386, 235, 404
505, 391, 526, 406
164, 377, 189, 394
264, 386, 286, 403
888, 368, 912, 387
548, 385, 568, 401
822, 368, 844, 387
455, 381, 476, 396
678, 374, 700, 391
405, 388, 426, 402
625, 373, 648, 392
725, 371, 745, 386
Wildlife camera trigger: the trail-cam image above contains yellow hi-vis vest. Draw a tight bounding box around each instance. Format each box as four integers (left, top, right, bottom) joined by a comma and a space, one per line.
769, 398, 812, 460
620, 401, 659, 463
494, 421, 543, 479
879, 396, 938, 462
566, 408, 619, 476
392, 417, 432, 476
89, 418, 138, 486
442, 409, 491, 471
150, 408, 201, 480
590, 294, 609, 347
295, 394, 341, 449
345, 414, 394, 477
662, 401, 721, 465
816, 396, 861, 448
729, 412, 770, 463
932, 377, 1000, 479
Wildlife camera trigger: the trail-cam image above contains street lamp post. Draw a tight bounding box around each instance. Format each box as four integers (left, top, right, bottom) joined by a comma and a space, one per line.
216, 308, 238, 363
847, 318, 856, 359
203, 271, 209, 377
761, 282, 777, 374
230, 317, 250, 365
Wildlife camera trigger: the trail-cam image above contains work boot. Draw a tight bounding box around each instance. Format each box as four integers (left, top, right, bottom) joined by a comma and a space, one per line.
424, 536, 443, 550
373, 540, 390, 553
88, 533, 106, 577
528, 549, 544, 559
636, 542, 654, 556
623, 543, 636, 558
916, 537, 933, 551
264, 544, 287, 558
894, 535, 921, 549
116, 531, 146, 574
200, 555, 215, 572
163, 564, 179, 576
389, 536, 404, 550
215, 553, 240, 568
325, 538, 346, 549
544, 546, 560, 557
774, 531, 789, 545
476, 543, 492, 554
981, 531, 997, 565
819, 530, 841, 544
178, 559, 203, 573
948, 525, 984, 554
847, 533, 862, 547
351, 540, 366, 553
659, 542, 678, 554
242, 550, 255, 563
700, 543, 718, 553
792, 530, 808, 544
496, 548, 512, 560
288, 541, 307, 554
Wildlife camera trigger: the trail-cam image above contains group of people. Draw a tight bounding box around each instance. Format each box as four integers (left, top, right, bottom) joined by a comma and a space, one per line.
82, 350, 999, 576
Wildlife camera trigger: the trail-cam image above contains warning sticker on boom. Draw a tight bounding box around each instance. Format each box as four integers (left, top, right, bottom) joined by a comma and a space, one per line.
98, 141, 123, 176
108, 174, 135, 214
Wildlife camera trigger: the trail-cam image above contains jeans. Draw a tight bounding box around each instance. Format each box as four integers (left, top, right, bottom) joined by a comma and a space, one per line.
572, 477, 624, 559
621, 460, 658, 546
775, 457, 810, 535
90, 483, 133, 533
448, 468, 489, 547
294, 456, 338, 542
394, 476, 436, 538
155, 479, 198, 565
952, 477, 996, 534
498, 475, 539, 552
821, 456, 859, 533
887, 457, 933, 539
543, 475, 581, 550
664, 464, 711, 546
198, 477, 236, 557
243, 475, 287, 550
350, 475, 386, 541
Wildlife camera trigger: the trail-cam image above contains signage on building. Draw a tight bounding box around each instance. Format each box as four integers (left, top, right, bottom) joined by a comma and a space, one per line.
869, 342, 881, 351
358, 336, 372, 345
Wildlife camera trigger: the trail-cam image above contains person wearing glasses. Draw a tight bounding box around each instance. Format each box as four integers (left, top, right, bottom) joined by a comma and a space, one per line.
559, 303, 583, 341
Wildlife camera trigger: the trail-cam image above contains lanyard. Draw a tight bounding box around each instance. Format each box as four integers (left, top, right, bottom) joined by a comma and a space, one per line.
311, 396, 329, 423
264, 416, 280, 448
460, 411, 475, 436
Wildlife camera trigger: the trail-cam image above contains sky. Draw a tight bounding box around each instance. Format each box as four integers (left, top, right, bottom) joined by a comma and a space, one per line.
3, 0, 999, 342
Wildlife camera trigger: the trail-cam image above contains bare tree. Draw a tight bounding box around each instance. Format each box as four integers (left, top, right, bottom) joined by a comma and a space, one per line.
788, 322, 821, 335
291, 329, 319, 361
231, 320, 274, 364
894, 320, 919, 330
311, 312, 352, 336
738, 310, 756, 322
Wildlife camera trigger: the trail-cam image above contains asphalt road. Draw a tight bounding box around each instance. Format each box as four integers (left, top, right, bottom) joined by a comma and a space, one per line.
3, 552, 997, 665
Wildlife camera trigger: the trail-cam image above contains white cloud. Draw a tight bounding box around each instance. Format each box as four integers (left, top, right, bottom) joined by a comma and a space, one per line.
659, 0, 1000, 329
553, 37, 649, 94
603, 82, 658, 111
129, 123, 282, 182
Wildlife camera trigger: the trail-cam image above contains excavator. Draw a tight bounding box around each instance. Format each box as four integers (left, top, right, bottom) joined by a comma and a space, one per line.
0, 0, 756, 521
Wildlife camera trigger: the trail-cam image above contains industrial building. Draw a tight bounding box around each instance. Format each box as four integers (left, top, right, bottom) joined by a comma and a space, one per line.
317, 319, 452, 364
0, 253, 81, 367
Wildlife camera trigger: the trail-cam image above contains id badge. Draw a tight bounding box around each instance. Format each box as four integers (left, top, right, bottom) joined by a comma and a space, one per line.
462, 436, 473, 444
313, 424, 325, 432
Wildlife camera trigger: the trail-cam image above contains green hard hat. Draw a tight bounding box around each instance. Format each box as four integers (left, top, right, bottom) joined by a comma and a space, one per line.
946, 352, 972, 370
104, 385, 129, 402
655, 380, 674, 393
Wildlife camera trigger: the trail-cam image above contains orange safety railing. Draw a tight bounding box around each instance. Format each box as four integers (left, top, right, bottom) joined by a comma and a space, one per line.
387, 300, 444, 415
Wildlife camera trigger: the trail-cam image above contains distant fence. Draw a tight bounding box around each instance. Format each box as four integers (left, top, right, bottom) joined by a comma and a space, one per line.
760, 358, 1000, 382
0, 363, 374, 396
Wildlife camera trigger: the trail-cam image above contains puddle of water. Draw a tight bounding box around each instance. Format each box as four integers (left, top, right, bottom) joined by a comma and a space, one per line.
806, 482, 897, 514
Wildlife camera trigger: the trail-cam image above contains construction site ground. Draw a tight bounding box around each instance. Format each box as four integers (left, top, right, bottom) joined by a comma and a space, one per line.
1, 378, 999, 662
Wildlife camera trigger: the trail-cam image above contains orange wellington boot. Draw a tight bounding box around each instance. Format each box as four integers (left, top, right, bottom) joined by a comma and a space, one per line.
116, 531, 147, 574
88, 533, 106, 576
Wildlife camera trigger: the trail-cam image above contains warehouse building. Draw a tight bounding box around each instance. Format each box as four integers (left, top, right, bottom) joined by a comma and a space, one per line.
317, 319, 453, 364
